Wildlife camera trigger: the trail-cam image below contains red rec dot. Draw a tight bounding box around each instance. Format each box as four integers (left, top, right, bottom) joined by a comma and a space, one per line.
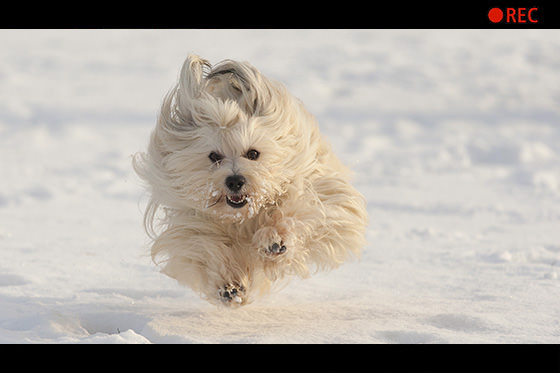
488, 8, 504, 23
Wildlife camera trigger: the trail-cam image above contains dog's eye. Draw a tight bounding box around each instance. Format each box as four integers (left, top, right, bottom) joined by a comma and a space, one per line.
209, 151, 224, 164
245, 149, 260, 161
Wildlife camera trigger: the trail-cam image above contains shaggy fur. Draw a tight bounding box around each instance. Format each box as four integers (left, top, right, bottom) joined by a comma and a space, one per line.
133, 54, 368, 307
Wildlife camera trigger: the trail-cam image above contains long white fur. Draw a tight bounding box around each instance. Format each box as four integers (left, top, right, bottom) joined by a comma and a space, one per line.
133, 54, 368, 307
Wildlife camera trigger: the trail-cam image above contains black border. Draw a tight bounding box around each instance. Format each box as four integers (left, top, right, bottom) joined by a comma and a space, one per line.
249, 344, 560, 372
10, 344, 559, 371
2, 1, 559, 28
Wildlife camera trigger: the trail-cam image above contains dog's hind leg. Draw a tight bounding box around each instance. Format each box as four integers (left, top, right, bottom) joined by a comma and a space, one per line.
306, 175, 368, 269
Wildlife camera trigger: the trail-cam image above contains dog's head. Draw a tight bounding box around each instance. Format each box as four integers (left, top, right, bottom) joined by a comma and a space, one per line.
138, 54, 320, 223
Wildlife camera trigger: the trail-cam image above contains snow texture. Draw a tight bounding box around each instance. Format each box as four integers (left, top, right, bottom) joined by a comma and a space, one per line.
1, 29, 559, 343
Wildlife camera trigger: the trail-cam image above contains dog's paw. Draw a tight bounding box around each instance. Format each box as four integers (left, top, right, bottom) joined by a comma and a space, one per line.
218, 282, 246, 306
253, 226, 288, 258
262, 241, 287, 256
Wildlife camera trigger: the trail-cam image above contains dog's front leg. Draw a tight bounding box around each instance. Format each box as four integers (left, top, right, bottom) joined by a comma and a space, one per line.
252, 196, 320, 279
152, 224, 252, 307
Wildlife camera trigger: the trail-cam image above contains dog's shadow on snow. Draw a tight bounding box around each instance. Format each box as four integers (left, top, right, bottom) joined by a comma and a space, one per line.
143, 297, 389, 343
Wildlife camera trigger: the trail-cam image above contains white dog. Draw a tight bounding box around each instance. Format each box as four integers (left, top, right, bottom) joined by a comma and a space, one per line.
133, 54, 368, 307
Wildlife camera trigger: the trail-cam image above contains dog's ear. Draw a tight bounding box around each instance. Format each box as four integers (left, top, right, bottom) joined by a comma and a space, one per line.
179, 54, 211, 100
205, 60, 271, 117
164, 54, 212, 130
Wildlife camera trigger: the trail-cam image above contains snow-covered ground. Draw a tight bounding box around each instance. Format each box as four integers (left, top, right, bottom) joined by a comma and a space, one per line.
1, 29, 559, 343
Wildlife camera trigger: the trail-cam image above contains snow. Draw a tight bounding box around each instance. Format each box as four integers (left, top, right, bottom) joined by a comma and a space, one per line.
1, 29, 560, 344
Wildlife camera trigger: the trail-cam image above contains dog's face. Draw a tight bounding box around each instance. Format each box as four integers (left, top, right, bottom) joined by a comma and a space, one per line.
149, 55, 312, 223
182, 112, 288, 223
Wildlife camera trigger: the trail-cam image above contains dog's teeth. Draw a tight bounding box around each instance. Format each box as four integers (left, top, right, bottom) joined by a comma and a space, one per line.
227, 195, 247, 206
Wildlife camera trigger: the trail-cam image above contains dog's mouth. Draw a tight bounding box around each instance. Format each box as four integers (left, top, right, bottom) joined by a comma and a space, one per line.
226, 194, 248, 208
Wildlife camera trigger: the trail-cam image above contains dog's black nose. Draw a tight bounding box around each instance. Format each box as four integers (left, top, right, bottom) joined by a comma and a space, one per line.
225, 175, 246, 193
